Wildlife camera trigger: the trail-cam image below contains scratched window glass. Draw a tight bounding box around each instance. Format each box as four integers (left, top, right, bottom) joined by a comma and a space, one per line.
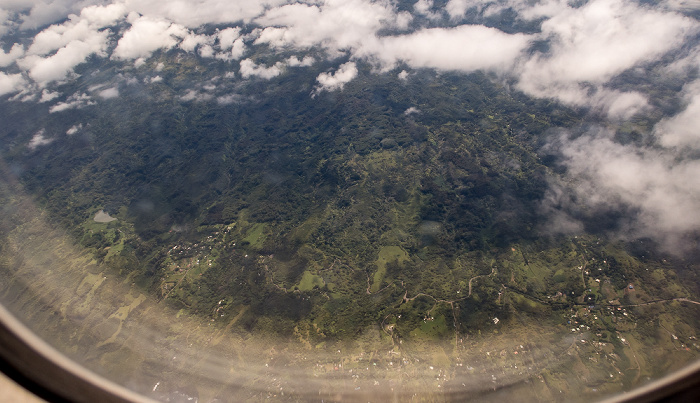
1, 1, 699, 401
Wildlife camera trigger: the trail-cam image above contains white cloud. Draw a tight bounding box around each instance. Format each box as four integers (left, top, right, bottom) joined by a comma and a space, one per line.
199, 44, 215, 58
98, 86, 119, 99
254, 0, 411, 53
14, 5, 125, 86
0, 8, 13, 38
548, 127, 700, 253
314, 61, 357, 94
239, 58, 282, 79
214, 37, 246, 60
180, 89, 198, 101
357, 25, 531, 72
66, 123, 82, 135
5, 1, 119, 32
179, 32, 213, 53
28, 129, 52, 149
217, 27, 241, 50
8, 88, 32, 102
0, 43, 24, 67
516, 0, 698, 112
3, 0, 692, 101
26, 9, 116, 57
551, 88, 652, 120
17, 91, 37, 102
38, 89, 60, 102
122, 0, 288, 28
217, 93, 244, 105
112, 15, 188, 60
0, 71, 25, 96
414, 0, 442, 21
404, 107, 420, 115
87, 82, 106, 92
599, 91, 649, 120
79, 2, 127, 26
21, 34, 108, 85
286, 55, 314, 67
542, 0, 695, 81
180, 89, 213, 102
654, 80, 700, 150
17, 0, 100, 30
445, 0, 470, 19
49, 92, 93, 112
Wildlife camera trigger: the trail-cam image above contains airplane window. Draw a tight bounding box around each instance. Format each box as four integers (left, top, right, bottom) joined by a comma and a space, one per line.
1, 1, 699, 401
